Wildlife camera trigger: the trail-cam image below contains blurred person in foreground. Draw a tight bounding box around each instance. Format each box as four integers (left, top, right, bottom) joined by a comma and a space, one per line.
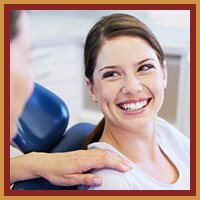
10, 10, 132, 187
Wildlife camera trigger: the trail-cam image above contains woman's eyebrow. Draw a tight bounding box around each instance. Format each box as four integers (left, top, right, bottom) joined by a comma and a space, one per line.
99, 66, 118, 72
98, 58, 156, 73
137, 58, 156, 65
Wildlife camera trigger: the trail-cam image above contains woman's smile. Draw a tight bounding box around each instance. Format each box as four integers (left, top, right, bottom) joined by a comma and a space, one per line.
117, 98, 152, 115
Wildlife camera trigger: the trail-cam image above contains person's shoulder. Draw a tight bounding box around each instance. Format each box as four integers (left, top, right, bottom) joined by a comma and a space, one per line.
79, 142, 133, 190
79, 167, 131, 190
157, 117, 190, 154
157, 117, 189, 141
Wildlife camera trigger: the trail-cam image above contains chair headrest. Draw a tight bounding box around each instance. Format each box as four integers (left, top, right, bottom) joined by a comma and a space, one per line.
14, 83, 69, 153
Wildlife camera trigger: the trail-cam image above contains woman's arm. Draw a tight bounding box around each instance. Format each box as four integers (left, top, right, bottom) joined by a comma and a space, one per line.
10, 149, 132, 186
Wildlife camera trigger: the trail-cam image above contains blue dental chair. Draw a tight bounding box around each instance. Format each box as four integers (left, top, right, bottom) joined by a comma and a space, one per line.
12, 83, 95, 190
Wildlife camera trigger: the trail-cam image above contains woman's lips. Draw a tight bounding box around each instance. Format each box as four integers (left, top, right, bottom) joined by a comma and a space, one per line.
117, 98, 152, 114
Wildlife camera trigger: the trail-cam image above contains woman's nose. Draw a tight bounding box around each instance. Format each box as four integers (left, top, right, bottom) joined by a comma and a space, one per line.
121, 75, 142, 95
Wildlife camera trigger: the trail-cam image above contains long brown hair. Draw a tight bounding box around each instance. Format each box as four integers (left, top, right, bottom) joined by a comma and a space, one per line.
82, 118, 105, 149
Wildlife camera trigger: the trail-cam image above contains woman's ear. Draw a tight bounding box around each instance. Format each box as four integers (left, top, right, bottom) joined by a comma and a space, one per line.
162, 60, 168, 89
85, 78, 98, 103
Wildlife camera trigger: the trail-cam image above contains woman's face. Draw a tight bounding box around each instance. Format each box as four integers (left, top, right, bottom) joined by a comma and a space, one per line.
87, 36, 167, 132
10, 11, 34, 140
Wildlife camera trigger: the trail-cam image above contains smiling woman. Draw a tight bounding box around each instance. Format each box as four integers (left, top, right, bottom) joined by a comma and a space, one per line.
79, 14, 190, 190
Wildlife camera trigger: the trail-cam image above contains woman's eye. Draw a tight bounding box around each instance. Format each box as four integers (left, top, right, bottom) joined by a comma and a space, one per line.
138, 65, 154, 72
103, 71, 119, 79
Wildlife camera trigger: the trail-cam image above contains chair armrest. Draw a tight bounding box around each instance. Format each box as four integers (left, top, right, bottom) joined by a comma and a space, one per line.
50, 122, 95, 153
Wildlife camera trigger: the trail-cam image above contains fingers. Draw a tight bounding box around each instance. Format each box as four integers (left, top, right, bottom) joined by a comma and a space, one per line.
39, 149, 133, 187
59, 174, 102, 186
102, 150, 133, 172
87, 148, 133, 172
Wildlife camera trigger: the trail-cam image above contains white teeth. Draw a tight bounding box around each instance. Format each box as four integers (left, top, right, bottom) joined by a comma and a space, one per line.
119, 100, 148, 112
131, 103, 136, 110
136, 102, 141, 109
124, 104, 127, 109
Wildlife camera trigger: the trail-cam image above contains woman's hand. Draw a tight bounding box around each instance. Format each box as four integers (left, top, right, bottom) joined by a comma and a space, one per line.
10, 149, 132, 186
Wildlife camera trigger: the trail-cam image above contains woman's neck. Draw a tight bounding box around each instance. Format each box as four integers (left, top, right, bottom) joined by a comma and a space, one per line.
99, 118, 160, 163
